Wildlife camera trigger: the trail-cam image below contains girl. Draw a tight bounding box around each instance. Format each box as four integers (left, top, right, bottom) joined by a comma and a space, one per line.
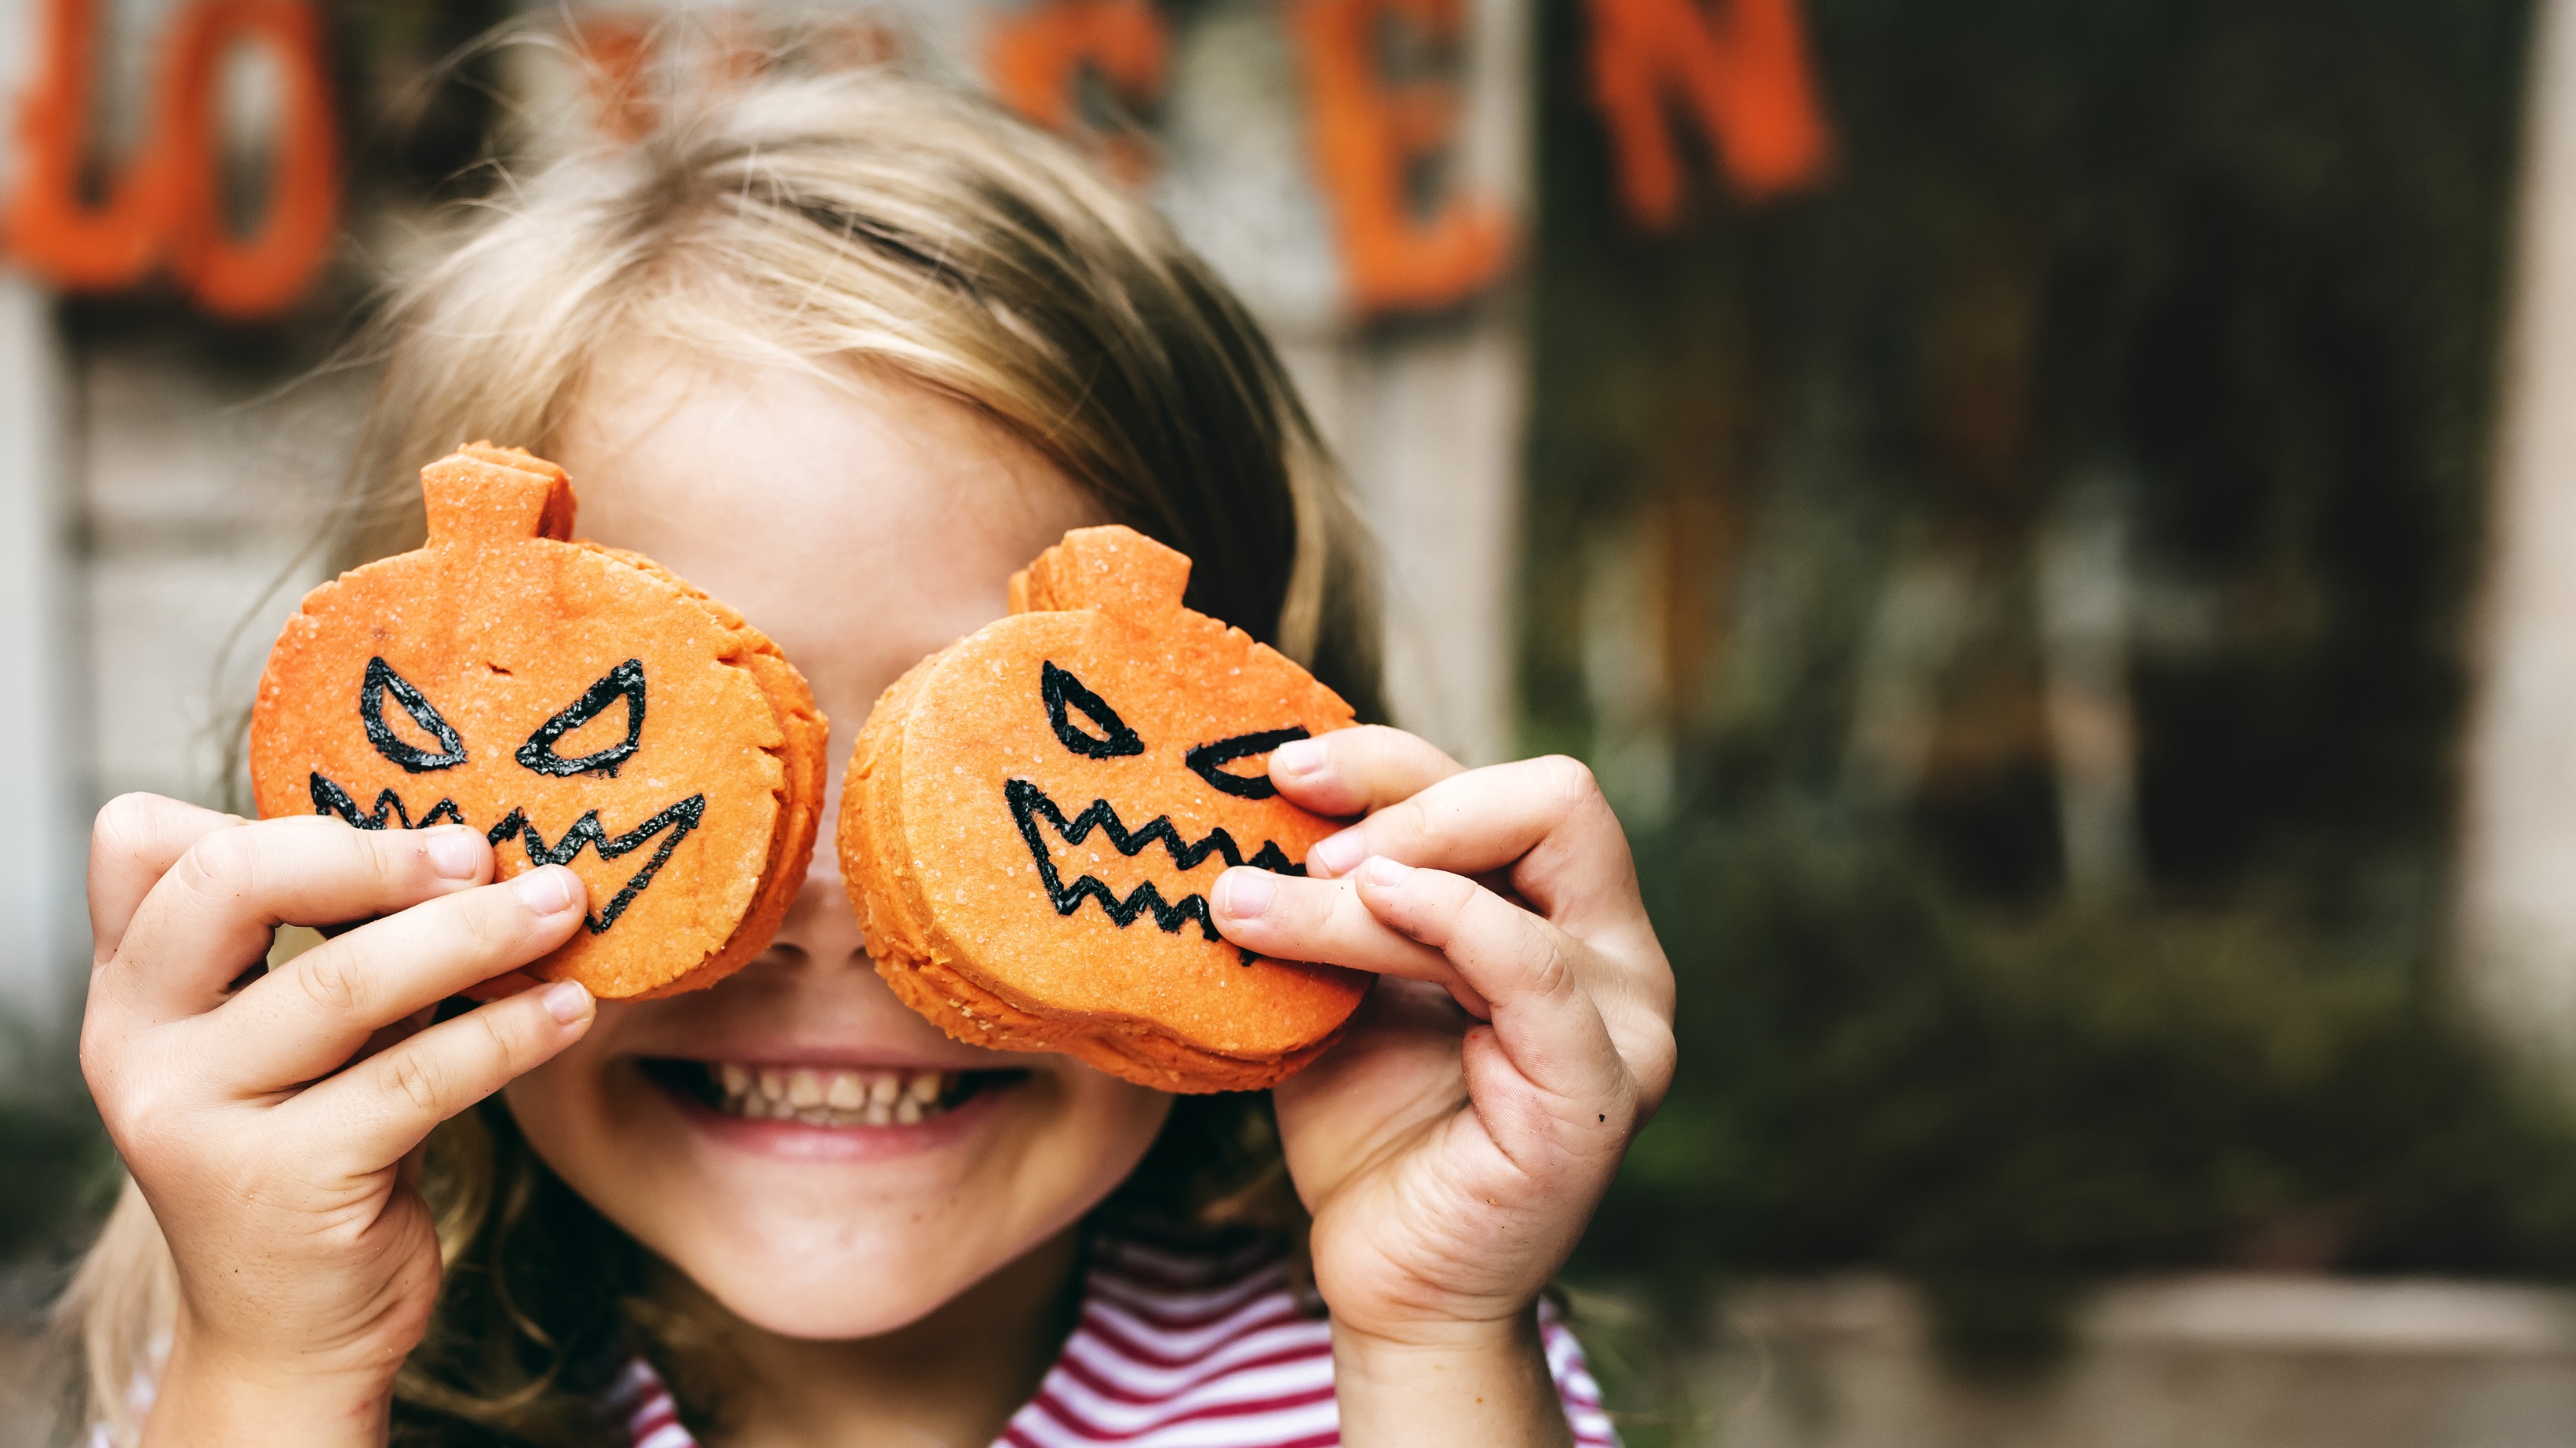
61, 70, 1675, 1448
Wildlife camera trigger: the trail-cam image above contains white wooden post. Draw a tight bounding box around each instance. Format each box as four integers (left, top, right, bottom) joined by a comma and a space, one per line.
1330, 0, 1529, 768
0, 0, 81, 1064
2457, 0, 2576, 1078
0, 273, 76, 1059
1124, 0, 1534, 765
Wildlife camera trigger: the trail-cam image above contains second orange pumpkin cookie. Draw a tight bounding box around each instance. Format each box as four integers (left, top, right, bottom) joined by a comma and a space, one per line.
840, 525, 1368, 1092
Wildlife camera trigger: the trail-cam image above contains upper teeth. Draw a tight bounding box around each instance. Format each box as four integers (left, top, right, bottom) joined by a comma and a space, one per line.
713, 1064, 953, 1125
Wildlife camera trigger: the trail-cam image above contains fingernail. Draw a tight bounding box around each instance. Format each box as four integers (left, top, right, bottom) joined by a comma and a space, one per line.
1365, 855, 1412, 887
1219, 870, 1275, 919
513, 866, 579, 916
1272, 738, 1325, 776
541, 979, 592, 1024
424, 826, 482, 880
1308, 829, 1364, 877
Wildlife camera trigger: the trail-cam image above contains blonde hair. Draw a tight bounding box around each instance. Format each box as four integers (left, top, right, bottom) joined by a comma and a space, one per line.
60, 63, 1375, 1447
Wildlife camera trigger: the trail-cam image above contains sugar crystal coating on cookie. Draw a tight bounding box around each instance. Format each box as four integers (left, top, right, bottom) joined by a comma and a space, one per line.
249, 443, 825, 999
840, 525, 1368, 1092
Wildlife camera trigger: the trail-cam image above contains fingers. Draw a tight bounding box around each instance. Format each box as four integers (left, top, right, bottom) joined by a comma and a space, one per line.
89, 794, 239, 966
1354, 859, 1635, 1113
1221, 858, 1630, 1106
103, 819, 498, 1027
1214, 866, 1492, 1017
292, 976, 596, 1169
210, 866, 588, 1092
1267, 725, 1463, 829
1303, 757, 1640, 932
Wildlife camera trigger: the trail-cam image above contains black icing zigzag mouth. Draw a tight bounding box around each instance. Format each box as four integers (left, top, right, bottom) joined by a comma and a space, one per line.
308, 772, 704, 934
1003, 777, 1301, 952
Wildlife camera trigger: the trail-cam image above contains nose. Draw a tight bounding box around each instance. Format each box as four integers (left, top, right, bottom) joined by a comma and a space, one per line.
770, 853, 873, 971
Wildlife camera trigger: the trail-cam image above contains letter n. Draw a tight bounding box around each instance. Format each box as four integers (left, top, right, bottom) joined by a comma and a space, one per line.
1587, 0, 1831, 229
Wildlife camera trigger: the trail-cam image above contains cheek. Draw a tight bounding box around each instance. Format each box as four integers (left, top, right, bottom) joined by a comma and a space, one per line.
1024, 1074, 1174, 1207
496, 1007, 633, 1191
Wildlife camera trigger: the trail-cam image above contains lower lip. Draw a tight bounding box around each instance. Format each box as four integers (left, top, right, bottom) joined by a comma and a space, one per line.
656, 1075, 1018, 1162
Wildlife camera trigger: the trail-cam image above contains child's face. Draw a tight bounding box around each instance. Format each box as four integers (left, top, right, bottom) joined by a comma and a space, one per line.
504, 347, 1172, 1340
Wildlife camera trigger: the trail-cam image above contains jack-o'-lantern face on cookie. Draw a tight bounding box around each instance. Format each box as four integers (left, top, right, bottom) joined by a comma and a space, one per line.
840, 525, 1368, 1092
250, 444, 825, 999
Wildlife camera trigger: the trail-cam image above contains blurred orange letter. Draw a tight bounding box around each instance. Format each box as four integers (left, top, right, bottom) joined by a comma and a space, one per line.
573, 13, 661, 144
1588, 0, 1831, 228
986, 0, 1170, 184
5, 0, 165, 290
1295, 0, 1513, 316
158, 0, 341, 319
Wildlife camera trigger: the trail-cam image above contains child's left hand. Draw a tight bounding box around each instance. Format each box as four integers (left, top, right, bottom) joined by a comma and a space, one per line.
1211, 725, 1674, 1442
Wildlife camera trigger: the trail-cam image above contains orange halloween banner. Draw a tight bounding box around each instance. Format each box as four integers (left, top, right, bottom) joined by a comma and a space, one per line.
2, 0, 1831, 320
1587, 0, 1831, 227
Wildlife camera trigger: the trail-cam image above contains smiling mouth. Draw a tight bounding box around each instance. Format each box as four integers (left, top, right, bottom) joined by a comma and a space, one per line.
642, 1060, 1025, 1126
1004, 778, 1301, 946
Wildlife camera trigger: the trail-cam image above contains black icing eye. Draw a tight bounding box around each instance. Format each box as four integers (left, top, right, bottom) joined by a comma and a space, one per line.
519, 658, 647, 777
1042, 661, 1145, 758
1186, 728, 1310, 800
361, 657, 467, 772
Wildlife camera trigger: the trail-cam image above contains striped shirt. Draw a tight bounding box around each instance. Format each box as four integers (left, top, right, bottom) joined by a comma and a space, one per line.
607, 1238, 1620, 1447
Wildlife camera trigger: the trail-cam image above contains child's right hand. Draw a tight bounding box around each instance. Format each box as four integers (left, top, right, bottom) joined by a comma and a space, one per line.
80, 794, 596, 1447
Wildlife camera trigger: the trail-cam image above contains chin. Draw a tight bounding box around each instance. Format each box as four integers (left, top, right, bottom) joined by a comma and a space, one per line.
501, 998, 1171, 1340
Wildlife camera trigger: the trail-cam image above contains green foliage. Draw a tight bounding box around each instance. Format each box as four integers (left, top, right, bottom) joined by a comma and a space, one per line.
1571, 809, 2576, 1381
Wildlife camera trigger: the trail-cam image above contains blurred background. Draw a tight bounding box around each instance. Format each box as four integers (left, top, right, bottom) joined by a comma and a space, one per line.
8, 0, 2576, 1443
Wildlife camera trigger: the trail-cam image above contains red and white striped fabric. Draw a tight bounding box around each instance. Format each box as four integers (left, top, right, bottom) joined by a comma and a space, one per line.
605, 1237, 1619, 1447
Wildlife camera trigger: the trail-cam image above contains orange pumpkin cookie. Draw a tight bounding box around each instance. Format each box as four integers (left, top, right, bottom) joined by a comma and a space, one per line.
250, 443, 825, 999
840, 525, 1368, 1092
